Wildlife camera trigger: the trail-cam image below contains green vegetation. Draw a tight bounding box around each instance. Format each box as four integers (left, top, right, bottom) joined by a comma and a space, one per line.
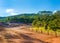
32, 11, 60, 37
0, 10, 60, 37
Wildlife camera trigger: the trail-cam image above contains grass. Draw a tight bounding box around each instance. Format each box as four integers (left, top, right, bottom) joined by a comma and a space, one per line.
30, 27, 60, 37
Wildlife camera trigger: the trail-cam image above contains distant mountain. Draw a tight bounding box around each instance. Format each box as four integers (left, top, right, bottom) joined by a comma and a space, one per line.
0, 17, 6, 20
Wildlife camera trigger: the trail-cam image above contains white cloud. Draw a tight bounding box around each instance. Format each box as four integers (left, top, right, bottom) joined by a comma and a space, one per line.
53, 10, 57, 13
6, 9, 14, 13
6, 9, 19, 15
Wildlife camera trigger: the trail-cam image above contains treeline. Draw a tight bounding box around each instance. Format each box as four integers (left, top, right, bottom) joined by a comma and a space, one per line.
0, 11, 53, 23
0, 14, 37, 23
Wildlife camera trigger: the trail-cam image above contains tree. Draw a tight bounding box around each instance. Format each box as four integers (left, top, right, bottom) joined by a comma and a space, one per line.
49, 19, 60, 37
39, 13, 51, 34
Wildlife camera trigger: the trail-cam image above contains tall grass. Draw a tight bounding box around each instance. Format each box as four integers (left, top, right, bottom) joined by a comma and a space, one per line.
29, 27, 60, 37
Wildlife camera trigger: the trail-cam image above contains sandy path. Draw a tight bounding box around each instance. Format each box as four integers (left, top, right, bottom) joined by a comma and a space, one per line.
0, 27, 60, 43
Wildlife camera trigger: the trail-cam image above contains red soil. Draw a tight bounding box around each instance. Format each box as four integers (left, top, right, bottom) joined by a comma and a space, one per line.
0, 26, 60, 43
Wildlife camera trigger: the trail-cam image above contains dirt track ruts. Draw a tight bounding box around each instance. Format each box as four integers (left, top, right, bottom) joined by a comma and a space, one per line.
0, 27, 59, 43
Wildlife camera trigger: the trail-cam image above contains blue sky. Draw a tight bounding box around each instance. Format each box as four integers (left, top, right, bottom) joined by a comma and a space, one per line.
0, 0, 60, 17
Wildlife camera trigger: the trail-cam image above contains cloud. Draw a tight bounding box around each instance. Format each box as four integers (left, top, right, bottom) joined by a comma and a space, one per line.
6, 9, 19, 15
53, 10, 57, 13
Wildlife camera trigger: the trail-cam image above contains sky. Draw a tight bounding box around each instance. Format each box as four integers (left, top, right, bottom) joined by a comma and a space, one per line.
0, 0, 60, 17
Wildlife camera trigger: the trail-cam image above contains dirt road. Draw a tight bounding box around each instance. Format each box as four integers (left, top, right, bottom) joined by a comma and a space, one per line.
0, 27, 60, 43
